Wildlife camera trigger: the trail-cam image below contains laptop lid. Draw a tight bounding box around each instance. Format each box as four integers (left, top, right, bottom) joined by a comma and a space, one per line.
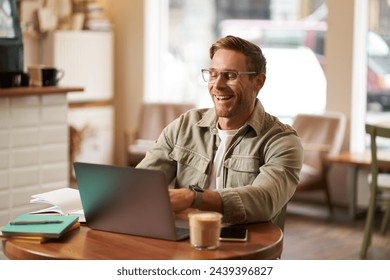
73, 162, 188, 241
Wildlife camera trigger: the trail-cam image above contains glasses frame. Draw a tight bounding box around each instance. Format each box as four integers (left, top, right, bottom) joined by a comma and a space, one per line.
201, 69, 259, 84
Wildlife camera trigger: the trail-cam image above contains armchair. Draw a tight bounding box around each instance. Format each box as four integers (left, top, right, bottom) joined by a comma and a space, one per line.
291, 112, 346, 213
126, 102, 195, 166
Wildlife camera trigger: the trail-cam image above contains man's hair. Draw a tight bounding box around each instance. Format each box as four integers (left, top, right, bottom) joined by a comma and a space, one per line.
210, 35, 267, 74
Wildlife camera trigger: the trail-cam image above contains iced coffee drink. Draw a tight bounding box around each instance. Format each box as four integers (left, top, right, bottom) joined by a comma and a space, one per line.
188, 212, 222, 250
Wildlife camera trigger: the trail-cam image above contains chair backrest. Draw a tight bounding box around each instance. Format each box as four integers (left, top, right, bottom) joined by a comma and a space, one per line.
136, 103, 195, 140
292, 111, 346, 170
366, 123, 390, 180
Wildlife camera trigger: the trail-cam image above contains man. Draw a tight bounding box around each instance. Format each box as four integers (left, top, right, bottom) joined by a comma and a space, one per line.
137, 35, 303, 226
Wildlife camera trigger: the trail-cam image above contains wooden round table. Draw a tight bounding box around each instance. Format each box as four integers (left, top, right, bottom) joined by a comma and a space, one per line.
2, 222, 283, 260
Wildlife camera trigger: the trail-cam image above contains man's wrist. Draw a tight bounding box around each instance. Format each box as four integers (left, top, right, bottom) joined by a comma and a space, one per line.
189, 185, 204, 208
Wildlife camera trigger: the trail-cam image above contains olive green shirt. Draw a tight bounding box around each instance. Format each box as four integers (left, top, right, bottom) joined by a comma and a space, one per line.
137, 99, 303, 224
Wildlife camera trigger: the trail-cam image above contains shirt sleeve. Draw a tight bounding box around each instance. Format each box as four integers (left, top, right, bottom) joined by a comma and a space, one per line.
219, 132, 303, 224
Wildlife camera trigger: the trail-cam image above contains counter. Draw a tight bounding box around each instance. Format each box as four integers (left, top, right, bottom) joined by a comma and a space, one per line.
0, 86, 83, 226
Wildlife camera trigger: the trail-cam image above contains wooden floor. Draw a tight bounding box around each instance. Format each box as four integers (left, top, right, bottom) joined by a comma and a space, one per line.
282, 202, 390, 260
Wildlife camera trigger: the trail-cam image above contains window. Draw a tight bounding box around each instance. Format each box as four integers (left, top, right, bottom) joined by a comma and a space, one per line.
145, 0, 327, 122
217, 18, 327, 119
366, 0, 390, 113
366, 0, 390, 148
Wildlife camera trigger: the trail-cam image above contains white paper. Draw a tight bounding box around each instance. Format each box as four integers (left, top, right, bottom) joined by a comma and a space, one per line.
30, 188, 85, 222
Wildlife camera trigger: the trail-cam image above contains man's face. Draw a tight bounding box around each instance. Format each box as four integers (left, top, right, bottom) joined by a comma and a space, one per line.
208, 49, 265, 129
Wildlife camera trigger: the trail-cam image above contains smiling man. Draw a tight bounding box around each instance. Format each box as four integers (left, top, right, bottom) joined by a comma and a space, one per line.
137, 35, 303, 226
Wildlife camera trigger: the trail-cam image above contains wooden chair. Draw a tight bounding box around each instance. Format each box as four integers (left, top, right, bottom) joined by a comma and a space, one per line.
125, 102, 194, 166
360, 124, 390, 259
291, 112, 346, 213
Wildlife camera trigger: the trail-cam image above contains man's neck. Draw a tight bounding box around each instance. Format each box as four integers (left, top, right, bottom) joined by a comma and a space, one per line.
218, 117, 245, 130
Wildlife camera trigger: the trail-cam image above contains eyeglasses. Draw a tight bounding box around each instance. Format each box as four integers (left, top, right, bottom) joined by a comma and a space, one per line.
201, 69, 258, 84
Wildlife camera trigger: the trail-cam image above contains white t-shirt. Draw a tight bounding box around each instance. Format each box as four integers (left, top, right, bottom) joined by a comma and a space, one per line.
208, 128, 238, 190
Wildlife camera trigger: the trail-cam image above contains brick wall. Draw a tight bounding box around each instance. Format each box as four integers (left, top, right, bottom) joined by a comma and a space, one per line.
0, 94, 69, 226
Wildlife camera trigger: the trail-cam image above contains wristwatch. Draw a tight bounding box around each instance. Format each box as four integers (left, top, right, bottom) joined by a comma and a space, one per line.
189, 185, 204, 209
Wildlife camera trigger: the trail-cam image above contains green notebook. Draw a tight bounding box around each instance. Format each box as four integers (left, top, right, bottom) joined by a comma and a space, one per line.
1, 214, 79, 238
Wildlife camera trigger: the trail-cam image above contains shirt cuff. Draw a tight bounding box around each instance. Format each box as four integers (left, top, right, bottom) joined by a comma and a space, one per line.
219, 189, 247, 224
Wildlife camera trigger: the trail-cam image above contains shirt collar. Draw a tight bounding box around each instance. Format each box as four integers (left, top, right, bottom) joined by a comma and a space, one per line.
196, 99, 266, 136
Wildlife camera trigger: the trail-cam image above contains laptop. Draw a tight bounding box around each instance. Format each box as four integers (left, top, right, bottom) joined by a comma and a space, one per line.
73, 162, 189, 241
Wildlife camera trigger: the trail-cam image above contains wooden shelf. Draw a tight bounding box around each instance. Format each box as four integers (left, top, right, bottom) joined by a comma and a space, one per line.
0, 86, 84, 97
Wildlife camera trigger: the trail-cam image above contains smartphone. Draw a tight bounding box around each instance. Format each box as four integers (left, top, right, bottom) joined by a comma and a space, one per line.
219, 227, 248, 242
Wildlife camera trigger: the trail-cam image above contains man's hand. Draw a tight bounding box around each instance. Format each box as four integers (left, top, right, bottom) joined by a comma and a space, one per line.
168, 188, 194, 212
168, 188, 224, 214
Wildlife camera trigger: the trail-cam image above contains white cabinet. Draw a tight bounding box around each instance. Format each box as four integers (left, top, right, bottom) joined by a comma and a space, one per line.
42, 31, 114, 102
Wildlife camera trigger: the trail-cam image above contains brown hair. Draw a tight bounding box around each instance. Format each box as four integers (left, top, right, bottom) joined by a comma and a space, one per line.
210, 35, 267, 74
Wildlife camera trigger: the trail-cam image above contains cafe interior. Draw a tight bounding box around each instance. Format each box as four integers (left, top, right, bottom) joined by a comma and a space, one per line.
1, 0, 390, 260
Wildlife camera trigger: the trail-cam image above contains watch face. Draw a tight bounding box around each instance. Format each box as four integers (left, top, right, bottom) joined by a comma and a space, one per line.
190, 185, 204, 192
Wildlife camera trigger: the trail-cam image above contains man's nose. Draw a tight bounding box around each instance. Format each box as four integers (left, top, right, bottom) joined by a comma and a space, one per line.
213, 73, 227, 88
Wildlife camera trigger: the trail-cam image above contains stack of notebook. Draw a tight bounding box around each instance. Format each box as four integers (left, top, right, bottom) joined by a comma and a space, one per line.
0, 214, 80, 244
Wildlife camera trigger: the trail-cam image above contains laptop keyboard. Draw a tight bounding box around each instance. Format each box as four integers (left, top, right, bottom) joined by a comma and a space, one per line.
176, 227, 190, 239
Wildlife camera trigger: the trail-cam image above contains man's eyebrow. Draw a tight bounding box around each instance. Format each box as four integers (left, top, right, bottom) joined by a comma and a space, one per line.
208, 68, 238, 72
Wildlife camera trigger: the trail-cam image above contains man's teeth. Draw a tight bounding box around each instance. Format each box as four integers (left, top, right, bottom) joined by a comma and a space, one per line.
216, 96, 230, 100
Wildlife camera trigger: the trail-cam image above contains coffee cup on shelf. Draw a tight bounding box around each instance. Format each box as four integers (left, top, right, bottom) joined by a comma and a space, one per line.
28, 65, 65, 86
0, 71, 30, 88
41, 68, 65, 86
27, 65, 44, 86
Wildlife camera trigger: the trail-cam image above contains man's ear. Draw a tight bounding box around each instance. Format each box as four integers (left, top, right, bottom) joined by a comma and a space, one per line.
255, 73, 266, 91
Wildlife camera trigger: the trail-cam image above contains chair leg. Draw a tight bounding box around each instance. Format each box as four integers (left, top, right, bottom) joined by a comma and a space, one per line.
324, 184, 333, 215
360, 195, 377, 259
380, 199, 390, 235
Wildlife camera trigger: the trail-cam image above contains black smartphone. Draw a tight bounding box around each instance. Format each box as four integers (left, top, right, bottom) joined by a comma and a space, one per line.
219, 227, 248, 242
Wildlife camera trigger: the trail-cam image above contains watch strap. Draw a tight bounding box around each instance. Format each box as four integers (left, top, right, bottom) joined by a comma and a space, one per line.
190, 185, 204, 209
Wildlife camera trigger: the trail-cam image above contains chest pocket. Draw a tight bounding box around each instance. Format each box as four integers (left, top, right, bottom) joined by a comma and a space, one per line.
224, 156, 261, 187
169, 145, 209, 173
225, 156, 261, 172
